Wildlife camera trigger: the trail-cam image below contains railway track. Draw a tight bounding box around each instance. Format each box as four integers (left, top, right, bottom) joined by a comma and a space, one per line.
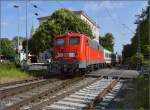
95, 81, 122, 110
0, 76, 85, 110
0, 78, 43, 88
0, 70, 124, 110
0, 78, 57, 99
20, 77, 96, 110
18, 76, 121, 110
38, 77, 119, 110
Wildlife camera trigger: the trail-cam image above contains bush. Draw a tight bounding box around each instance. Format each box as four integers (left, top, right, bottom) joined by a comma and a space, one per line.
143, 60, 150, 66
134, 75, 149, 109
130, 53, 144, 68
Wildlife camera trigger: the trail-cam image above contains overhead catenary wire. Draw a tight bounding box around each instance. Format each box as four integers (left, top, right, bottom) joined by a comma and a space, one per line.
29, 0, 79, 33
55, 0, 65, 9
102, 5, 127, 42
103, 5, 135, 34
98, 1, 136, 54
28, 1, 135, 37
95, 1, 126, 39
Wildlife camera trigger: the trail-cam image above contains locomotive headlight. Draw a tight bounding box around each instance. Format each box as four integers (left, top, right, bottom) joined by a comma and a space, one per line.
64, 64, 67, 67
56, 53, 63, 57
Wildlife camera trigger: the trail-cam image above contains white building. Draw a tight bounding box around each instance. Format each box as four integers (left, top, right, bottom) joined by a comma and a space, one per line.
73, 11, 100, 40
37, 10, 100, 41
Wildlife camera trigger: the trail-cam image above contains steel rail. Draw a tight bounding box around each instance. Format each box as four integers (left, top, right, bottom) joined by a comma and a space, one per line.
5, 77, 84, 110
0, 78, 56, 99
0, 77, 43, 88
85, 73, 122, 110
31, 77, 103, 110
85, 79, 118, 110
33, 77, 119, 110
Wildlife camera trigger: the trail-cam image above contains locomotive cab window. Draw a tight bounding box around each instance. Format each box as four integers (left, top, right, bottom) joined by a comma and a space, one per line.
56, 38, 65, 46
69, 37, 80, 45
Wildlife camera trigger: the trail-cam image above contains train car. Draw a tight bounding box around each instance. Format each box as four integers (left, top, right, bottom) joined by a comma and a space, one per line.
103, 49, 112, 65
111, 53, 118, 66
103, 49, 113, 68
104, 50, 122, 66
53, 33, 105, 75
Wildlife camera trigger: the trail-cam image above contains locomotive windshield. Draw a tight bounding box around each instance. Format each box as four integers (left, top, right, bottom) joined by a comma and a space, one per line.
56, 38, 64, 45
69, 37, 80, 45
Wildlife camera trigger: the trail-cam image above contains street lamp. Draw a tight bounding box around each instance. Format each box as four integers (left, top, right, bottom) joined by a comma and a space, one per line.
25, 1, 39, 64
26, 0, 28, 63
13, 5, 20, 54
0, 0, 1, 62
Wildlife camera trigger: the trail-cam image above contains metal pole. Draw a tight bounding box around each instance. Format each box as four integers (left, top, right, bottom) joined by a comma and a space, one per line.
138, 22, 141, 54
26, 0, 28, 63
14, 5, 20, 55
0, 0, 1, 62
149, 3, 150, 68
135, 14, 142, 70
17, 6, 20, 54
137, 22, 141, 70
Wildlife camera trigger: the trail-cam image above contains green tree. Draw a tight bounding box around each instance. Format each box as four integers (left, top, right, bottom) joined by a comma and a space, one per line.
0, 38, 16, 57
99, 33, 114, 51
26, 8, 92, 54
130, 3, 149, 56
12, 36, 25, 45
122, 1, 149, 65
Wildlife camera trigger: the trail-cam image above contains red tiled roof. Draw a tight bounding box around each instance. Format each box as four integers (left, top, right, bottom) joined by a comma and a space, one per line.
37, 15, 50, 20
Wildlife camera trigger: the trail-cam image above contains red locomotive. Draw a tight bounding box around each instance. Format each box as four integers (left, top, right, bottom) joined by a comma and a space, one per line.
52, 33, 118, 76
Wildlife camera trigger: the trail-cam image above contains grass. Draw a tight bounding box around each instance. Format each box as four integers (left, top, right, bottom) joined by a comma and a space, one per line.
0, 63, 33, 83
114, 75, 149, 109
0, 62, 48, 83
134, 75, 149, 109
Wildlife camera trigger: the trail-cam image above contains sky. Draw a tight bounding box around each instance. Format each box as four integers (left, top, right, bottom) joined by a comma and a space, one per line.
1, 0, 148, 54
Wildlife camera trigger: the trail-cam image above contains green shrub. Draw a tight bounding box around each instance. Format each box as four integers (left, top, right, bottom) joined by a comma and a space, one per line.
130, 53, 144, 68
143, 60, 150, 66
134, 76, 149, 109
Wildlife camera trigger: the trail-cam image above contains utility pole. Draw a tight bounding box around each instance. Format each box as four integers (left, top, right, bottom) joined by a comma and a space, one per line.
137, 21, 141, 70
26, 0, 28, 63
14, 5, 20, 55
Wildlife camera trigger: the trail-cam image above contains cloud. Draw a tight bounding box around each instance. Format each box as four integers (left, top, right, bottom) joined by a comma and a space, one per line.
67, 7, 77, 11
7, 2, 16, 8
83, 1, 99, 11
83, 1, 127, 12
6, 1, 23, 10
83, 1, 128, 26
30, 1, 42, 5
100, 1, 125, 9
20, 16, 25, 21
1, 21, 8, 27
